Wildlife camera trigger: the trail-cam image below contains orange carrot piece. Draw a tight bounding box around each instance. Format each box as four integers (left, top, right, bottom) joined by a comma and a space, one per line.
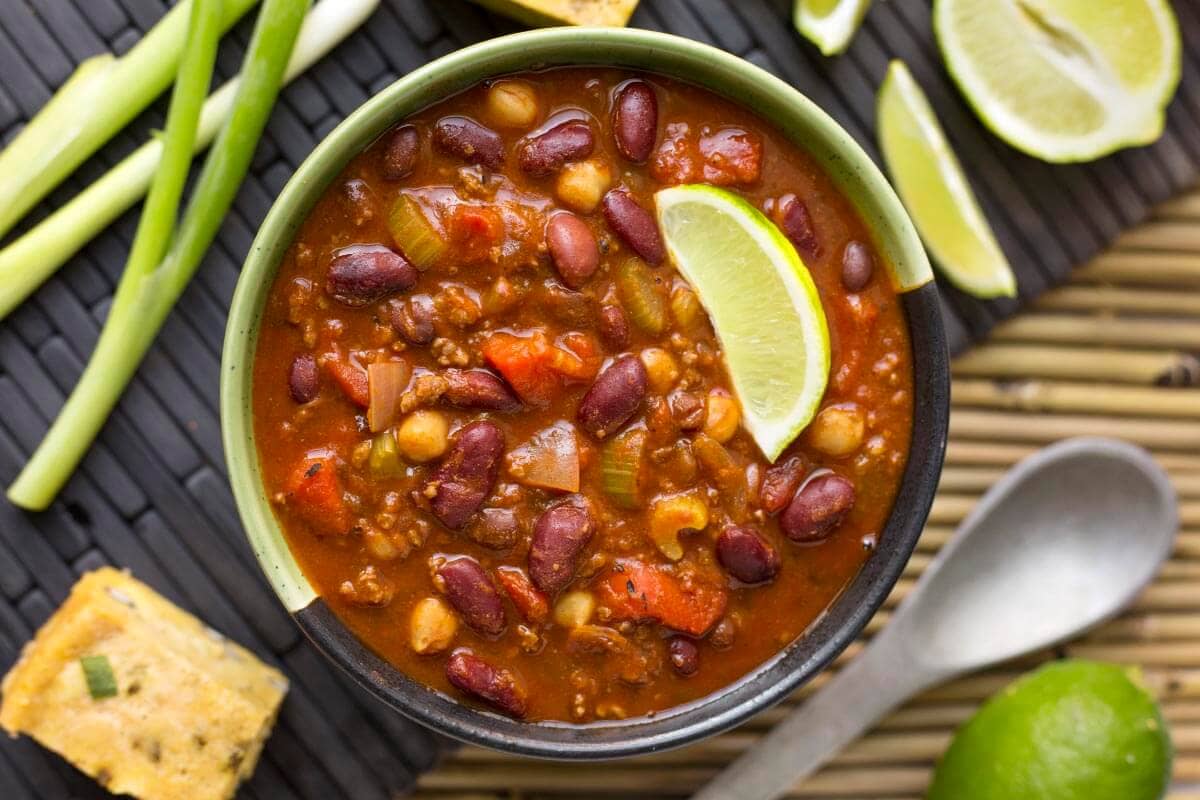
284, 452, 351, 534
497, 567, 550, 623
596, 559, 727, 637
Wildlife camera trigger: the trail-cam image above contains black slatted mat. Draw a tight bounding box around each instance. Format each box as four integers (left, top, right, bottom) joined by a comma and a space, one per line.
0, 1, 1196, 797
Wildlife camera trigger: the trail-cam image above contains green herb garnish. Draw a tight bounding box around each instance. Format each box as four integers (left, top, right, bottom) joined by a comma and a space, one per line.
80, 655, 118, 699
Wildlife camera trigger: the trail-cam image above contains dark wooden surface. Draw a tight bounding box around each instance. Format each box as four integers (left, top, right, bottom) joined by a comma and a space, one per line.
0, 1, 1196, 798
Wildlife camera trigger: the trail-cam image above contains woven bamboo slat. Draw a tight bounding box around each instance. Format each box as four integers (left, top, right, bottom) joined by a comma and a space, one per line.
418, 190, 1200, 798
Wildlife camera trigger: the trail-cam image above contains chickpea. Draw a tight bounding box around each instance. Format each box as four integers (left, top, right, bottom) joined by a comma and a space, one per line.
703, 389, 741, 444
410, 597, 458, 654
807, 403, 866, 457
485, 80, 539, 129
556, 159, 612, 214
396, 410, 449, 463
553, 591, 595, 628
640, 347, 680, 394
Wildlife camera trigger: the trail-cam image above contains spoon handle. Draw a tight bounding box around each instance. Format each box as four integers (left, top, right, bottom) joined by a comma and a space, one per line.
692, 633, 934, 800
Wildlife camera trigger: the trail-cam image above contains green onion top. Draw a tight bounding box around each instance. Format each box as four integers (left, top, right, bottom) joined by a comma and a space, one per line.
80, 655, 118, 699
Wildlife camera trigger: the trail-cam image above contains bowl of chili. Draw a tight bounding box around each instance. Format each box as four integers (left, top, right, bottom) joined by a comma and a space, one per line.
221, 27, 949, 759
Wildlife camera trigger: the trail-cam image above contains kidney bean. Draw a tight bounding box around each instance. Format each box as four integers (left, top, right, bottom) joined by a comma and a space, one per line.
780, 473, 856, 542
599, 304, 631, 349
437, 557, 506, 635
667, 636, 699, 676
444, 369, 521, 412
669, 390, 705, 431
529, 504, 595, 595
777, 194, 820, 260
760, 455, 807, 514
340, 179, 377, 226
602, 190, 664, 265
427, 421, 505, 530
466, 507, 520, 550
327, 246, 417, 307
446, 649, 528, 718
381, 124, 420, 180
841, 240, 874, 291
716, 525, 781, 584
614, 80, 658, 163
389, 294, 435, 345
433, 116, 504, 169
577, 355, 647, 439
518, 120, 595, 176
288, 354, 319, 404
546, 212, 599, 289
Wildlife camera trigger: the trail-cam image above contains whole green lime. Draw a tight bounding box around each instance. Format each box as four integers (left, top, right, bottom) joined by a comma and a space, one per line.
928, 660, 1171, 800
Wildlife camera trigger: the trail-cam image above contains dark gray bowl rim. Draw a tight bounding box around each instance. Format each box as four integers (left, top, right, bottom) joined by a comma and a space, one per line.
221, 27, 949, 760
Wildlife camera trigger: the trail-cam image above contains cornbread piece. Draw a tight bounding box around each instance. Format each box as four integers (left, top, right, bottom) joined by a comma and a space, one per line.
468, 0, 638, 27
1, 568, 288, 800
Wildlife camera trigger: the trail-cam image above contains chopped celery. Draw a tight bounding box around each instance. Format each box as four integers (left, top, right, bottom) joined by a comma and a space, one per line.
616, 258, 667, 335
601, 427, 648, 510
368, 430, 405, 478
388, 195, 448, 269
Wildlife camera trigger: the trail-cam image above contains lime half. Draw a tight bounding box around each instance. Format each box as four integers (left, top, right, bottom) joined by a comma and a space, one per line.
655, 185, 829, 462
930, 660, 1172, 800
793, 0, 873, 57
934, 0, 1181, 162
877, 60, 1017, 299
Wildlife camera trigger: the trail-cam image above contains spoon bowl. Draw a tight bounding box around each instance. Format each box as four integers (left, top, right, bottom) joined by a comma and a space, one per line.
902, 436, 1177, 674
696, 437, 1177, 800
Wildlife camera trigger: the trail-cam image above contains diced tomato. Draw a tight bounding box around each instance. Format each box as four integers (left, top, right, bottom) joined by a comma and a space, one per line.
497, 567, 550, 623
595, 560, 728, 637
284, 451, 352, 535
325, 356, 369, 407
650, 122, 700, 185
699, 128, 763, 186
482, 331, 585, 407
556, 331, 602, 381
448, 205, 503, 263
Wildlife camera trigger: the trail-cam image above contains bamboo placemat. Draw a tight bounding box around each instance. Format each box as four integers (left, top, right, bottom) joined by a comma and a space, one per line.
411, 185, 1200, 798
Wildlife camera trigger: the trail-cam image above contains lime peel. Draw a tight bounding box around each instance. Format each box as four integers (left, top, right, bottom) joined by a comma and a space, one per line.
655, 185, 830, 463
877, 60, 1017, 299
793, 0, 873, 57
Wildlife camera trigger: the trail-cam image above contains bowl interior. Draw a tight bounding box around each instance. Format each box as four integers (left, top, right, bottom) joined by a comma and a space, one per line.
221, 27, 948, 759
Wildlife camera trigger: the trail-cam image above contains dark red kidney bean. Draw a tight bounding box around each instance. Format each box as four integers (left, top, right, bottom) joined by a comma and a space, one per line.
433, 116, 504, 169
288, 354, 319, 404
381, 124, 420, 180
389, 294, 435, 345
602, 190, 665, 266
428, 421, 505, 530
778, 194, 820, 260
546, 213, 599, 289
613, 81, 658, 163
437, 557, 506, 635
716, 525, 781, 584
518, 120, 594, 176
577, 355, 647, 439
760, 455, 807, 514
327, 246, 417, 307
466, 507, 520, 550
446, 649, 528, 718
444, 369, 521, 412
599, 304, 631, 349
780, 473, 856, 543
841, 240, 874, 291
667, 636, 699, 677
340, 179, 376, 226
528, 505, 595, 595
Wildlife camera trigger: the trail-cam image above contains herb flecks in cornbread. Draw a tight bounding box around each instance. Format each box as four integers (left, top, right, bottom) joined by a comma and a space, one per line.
0, 568, 288, 800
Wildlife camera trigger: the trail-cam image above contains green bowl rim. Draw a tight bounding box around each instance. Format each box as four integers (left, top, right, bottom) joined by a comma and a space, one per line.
221, 25, 944, 758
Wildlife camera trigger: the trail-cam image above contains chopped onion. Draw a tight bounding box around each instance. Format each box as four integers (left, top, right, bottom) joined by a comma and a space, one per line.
367, 360, 412, 433
506, 421, 579, 492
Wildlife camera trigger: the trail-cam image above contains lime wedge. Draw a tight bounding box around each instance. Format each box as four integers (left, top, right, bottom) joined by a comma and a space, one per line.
655, 185, 830, 462
934, 0, 1181, 162
877, 60, 1017, 299
793, 0, 873, 56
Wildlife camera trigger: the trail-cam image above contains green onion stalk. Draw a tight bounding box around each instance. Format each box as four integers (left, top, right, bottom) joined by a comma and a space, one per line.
0, 0, 258, 241
8, 0, 310, 511
0, 0, 380, 322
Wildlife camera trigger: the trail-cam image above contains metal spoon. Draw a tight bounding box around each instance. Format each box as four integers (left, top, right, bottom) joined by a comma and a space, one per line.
695, 437, 1177, 800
